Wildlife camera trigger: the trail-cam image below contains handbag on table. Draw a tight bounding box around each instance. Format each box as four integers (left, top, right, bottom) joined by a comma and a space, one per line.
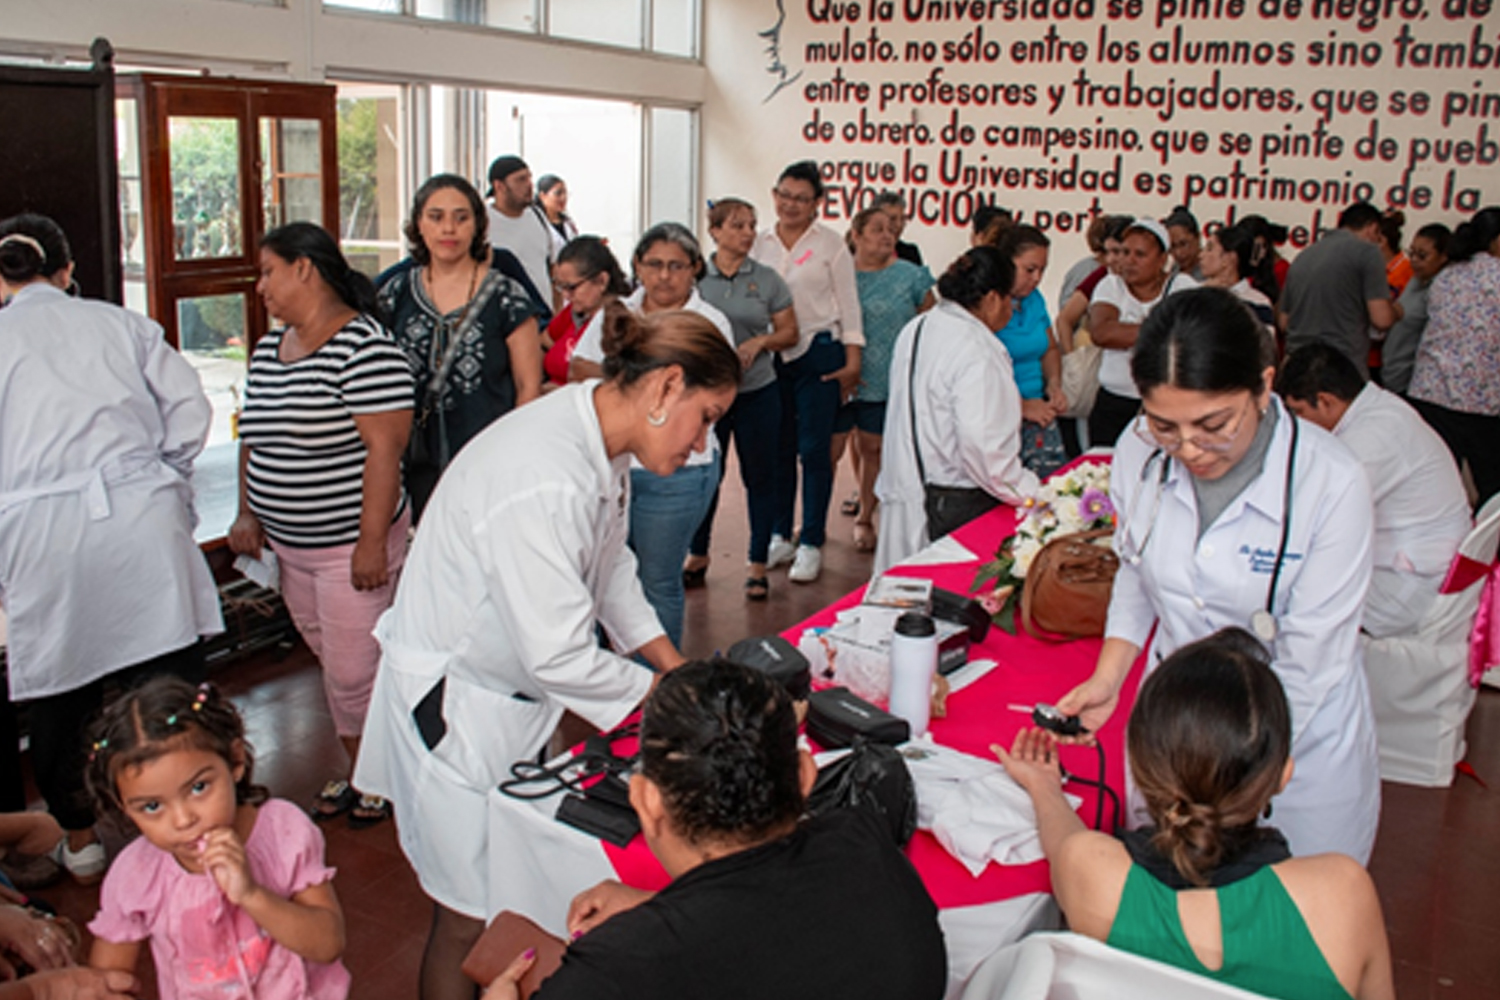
1019, 528, 1119, 640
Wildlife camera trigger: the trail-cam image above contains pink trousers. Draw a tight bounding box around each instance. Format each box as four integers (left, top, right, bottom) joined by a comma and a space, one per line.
271, 509, 410, 737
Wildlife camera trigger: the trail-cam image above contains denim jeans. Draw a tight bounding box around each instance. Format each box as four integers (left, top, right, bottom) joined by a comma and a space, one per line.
773, 332, 844, 548
689, 382, 782, 564
629, 455, 720, 649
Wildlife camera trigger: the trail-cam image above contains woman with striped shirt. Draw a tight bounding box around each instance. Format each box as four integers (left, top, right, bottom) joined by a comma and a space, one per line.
229, 222, 414, 829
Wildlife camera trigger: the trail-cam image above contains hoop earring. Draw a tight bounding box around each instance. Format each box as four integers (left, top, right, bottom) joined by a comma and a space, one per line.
647, 410, 667, 428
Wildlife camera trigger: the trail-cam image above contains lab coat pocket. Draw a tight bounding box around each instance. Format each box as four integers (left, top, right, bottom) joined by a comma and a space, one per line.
437, 677, 562, 793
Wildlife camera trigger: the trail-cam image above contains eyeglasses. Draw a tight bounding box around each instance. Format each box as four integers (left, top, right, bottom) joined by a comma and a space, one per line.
1132, 398, 1256, 455
554, 276, 594, 295
772, 188, 816, 206
638, 259, 692, 275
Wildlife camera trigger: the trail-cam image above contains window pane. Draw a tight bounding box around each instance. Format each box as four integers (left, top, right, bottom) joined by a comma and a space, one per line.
337, 84, 406, 278
324, 0, 404, 12
169, 117, 244, 261
647, 106, 694, 230
651, 0, 697, 58
413, 0, 537, 31
260, 118, 323, 231
549, 0, 642, 49
116, 97, 146, 274
175, 292, 248, 449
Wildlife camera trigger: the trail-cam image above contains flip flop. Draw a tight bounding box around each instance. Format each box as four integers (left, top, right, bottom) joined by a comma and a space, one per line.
311, 779, 358, 820
348, 794, 392, 830
744, 577, 770, 601
682, 564, 709, 589
840, 495, 860, 517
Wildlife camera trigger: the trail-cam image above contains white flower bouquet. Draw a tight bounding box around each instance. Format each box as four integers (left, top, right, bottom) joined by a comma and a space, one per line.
972, 462, 1116, 632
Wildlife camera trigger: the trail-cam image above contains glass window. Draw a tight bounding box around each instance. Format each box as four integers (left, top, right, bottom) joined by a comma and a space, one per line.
651, 0, 697, 58
548, 0, 643, 50
175, 292, 248, 448
336, 83, 406, 278
116, 96, 148, 313
169, 117, 244, 261
646, 106, 695, 230
260, 117, 323, 231
323, 0, 404, 12
413, 0, 537, 31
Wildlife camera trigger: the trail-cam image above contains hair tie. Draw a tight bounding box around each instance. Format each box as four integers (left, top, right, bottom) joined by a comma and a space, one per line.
0, 233, 45, 261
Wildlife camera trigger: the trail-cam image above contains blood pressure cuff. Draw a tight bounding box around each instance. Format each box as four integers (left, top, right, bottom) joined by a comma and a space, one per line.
806, 687, 910, 749
555, 773, 640, 847
726, 635, 811, 700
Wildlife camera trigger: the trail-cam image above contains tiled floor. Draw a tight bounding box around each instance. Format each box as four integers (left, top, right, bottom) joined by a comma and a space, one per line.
19, 460, 1500, 997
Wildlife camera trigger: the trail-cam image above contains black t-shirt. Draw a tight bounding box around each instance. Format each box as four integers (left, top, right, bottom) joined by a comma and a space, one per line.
535, 807, 947, 1000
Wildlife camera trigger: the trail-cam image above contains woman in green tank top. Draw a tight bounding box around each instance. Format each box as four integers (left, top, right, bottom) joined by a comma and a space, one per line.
994, 628, 1394, 1000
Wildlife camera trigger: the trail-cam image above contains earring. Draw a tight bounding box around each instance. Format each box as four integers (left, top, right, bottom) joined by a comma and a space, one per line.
647, 410, 666, 428
1262, 801, 1273, 820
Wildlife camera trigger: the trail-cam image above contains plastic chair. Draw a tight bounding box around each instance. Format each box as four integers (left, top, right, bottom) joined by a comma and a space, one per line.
958, 931, 1270, 1000
1359, 494, 1500, 787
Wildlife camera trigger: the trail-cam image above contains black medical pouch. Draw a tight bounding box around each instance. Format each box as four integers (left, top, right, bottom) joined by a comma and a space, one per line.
930, 586, 991, 644
556, 774, 640, 847
726, 634, 811, 700
806, 687, 911, 749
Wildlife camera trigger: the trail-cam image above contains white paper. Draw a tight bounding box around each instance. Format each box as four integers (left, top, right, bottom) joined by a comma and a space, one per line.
896, 534, 980, 567
234, 550, 280, 591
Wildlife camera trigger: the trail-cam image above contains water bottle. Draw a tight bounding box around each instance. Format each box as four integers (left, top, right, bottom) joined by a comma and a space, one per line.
888, 611, 938, 737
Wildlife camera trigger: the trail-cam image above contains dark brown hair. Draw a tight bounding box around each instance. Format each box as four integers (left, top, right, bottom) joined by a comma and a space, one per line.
403, 173, 490, 266
707, 197, 755, 231
599, 302, 740, 393
1127, 628, 1291, 886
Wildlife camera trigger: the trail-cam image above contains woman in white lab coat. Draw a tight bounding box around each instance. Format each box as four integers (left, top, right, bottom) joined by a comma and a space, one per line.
1058, 287, 1381, 863
354, 304, 741, 1000
873, 246, 1039, 575
0, 213, 222, 874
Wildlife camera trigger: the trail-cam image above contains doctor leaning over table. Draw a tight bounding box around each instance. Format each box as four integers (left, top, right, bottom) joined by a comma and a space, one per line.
1057, 287, 1381, 864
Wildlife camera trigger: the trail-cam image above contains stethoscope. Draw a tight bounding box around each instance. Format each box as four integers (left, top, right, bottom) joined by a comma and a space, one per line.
1118, 412, 1299, 644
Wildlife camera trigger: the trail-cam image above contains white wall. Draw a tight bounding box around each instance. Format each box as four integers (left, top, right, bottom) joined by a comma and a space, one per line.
702, 0, 1500, 295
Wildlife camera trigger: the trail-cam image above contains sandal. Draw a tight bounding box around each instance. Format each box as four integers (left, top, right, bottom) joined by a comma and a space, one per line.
311, 779, 358, 821
744, 576, 770, 601
840, 494, 860, 517
682, 564, 709, 589
348, 794, 392, 830
853, 522, 877, 552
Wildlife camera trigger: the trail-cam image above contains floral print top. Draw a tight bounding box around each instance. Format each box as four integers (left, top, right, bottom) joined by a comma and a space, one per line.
1410, 253, 1500, 416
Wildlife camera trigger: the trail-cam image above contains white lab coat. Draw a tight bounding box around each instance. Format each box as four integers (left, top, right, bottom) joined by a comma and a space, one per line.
0, 284, 221, 700
355, 382, 659, 918
1108, 399, 1381, 862
1333, 384, 1471, 638
873, 301, 1039, 575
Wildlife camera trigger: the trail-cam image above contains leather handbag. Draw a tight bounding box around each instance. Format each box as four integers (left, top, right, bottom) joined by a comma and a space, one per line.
1019, 528, 1120, 640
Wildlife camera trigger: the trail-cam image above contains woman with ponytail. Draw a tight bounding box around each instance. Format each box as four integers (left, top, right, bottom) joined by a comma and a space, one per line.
997, 628, 1394, 1000
0, 212, 222, 880
1408, 205, 1500, 506
230, 221, 414, 829
356, 306, 740, 1000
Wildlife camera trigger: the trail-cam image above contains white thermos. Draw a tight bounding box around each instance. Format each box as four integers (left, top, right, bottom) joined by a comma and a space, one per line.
888, 611, 938, 737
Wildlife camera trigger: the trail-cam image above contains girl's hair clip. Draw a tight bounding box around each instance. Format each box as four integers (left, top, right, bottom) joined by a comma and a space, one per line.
89, 737, 108, 761
165, 714, 178, 726
191, 682, 211, 712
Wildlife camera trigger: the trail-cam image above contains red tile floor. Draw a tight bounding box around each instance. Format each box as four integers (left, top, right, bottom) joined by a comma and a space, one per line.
18, 460, 1500, 998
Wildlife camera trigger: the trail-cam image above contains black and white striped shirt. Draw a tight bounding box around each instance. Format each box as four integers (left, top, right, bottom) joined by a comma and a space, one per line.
240, 314, 414, 548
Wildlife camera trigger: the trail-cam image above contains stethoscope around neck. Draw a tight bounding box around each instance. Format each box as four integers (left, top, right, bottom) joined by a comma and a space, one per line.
1117, 412, 1300, 644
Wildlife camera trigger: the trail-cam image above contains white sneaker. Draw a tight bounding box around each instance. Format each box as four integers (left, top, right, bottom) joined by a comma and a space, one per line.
767, 535, 796, 570
788, 544, 822, 583
49, 836, 107, 883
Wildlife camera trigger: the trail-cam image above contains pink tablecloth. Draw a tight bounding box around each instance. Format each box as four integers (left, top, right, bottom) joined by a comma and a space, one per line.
605, 494, 1141, 912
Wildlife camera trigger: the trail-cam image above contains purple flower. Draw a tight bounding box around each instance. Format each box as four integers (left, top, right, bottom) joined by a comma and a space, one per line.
1080, 488, 1114, 523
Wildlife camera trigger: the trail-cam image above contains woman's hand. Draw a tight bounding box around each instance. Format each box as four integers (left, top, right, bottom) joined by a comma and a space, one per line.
227, 511, 264, 558
566, 880, 652, 938
350, 538, 389, 591
736, 338, 763, 371
1046, 384, 1068, 417
993, 728, 1064, 797
481, 949, 536, 1000
822, 364, 862, 400
199, 829, 257, 907
1022, 398, 1056, 427
1054, 673, 1123, 742
14, 966, 139, 1000
0, 906, 74, 973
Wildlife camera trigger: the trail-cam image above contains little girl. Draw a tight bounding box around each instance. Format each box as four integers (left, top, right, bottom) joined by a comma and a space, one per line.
85, 677, 350, 999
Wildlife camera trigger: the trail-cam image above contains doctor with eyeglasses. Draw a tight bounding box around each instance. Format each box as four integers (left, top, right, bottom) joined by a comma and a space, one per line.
1057, 288, 1381, 864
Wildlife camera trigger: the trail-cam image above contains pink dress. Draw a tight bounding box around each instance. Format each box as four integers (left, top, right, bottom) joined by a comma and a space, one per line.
89, 799, 350, 1000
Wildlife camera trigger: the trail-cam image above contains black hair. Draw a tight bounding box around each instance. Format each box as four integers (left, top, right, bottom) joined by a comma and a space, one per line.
0, 213, 72, 283
777, 160, 825, 202
557, 236, 630, 296
1211, 223, 1260, 282
1132, 286, 1268, 397
639, 658, 803, 847
871, 190, 905, 212
1378, 210, 1406, 255
1446, 206, 1500, 264
85, 677, 268, 823
632, 222, 706, 280
1102, 214, 1134, 243
997, 224, 1050, 260
536, 174, 564, 195
1128, 627, 1291, 887
972, 203, 1014, 241
1238, 213, 1289, 247
599, 302, 741, 393
937, 245, 1016, 309
1163, 206, 1200, 236
260, 222, 378, 315
1275, 343, 1367, 405
402, 173, 490, 267
1337, 201, 1382, 232
1414, 222, 1452, 257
